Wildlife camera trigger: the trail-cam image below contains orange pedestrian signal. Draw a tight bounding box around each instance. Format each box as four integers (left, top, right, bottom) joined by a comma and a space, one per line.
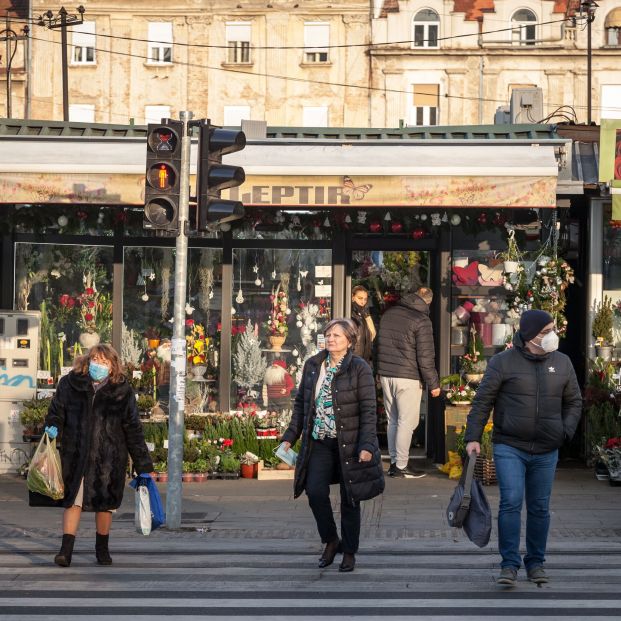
158, 164, 168, 189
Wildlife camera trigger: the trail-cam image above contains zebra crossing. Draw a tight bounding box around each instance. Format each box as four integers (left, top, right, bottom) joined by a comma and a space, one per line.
1, 543, 620, 619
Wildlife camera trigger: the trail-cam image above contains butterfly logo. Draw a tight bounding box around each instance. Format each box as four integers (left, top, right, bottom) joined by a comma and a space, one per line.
342, 176, 373, 201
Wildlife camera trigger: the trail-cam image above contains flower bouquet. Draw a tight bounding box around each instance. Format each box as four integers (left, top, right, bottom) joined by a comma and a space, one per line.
594, 436, 621, 481
445, 384, 477, 405
460, 325, 487, 380
265, 288, 290, 337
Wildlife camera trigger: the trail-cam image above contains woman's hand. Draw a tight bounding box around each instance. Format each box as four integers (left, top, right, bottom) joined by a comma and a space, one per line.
359, 450, 372, 462
466, 441, 481, 456
281, 441, 291, 451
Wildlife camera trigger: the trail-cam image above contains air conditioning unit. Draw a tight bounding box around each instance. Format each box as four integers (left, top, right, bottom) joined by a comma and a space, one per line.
494, 106, 510, 124
510, 88, 544, 124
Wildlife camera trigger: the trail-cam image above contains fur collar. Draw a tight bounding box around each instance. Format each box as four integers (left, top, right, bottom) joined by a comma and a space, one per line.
67, 371, 131, 400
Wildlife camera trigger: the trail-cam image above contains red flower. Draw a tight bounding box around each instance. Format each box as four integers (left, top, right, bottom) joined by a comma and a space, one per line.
84, 313, 94, 321
67, 297, 75, 308
185, 319, 194, 327
217, 322, 222, 331
59, 294, 70, 306
85, 287, 94, 295
238, 324, 246, 333
88, 301, 95, 308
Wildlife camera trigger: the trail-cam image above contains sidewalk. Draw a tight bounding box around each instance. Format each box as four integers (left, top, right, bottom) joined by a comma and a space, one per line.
1, 465, 619, 552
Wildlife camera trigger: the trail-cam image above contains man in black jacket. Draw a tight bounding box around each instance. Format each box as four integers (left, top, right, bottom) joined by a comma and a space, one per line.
465, 310, 582, 587
378, 287, 441, 478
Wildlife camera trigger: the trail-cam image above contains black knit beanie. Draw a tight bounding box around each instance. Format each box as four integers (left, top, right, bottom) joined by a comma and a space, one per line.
519, 309, 553, 342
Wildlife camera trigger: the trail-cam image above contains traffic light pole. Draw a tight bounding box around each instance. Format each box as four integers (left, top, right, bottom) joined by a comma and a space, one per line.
165, 110, 193, 530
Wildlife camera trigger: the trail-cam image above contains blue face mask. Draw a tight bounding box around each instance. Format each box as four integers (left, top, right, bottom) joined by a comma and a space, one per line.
89, 361, 110, 382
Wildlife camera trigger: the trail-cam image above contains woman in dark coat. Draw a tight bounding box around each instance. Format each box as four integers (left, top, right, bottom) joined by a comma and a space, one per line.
350, 285, 376, 364
282, 318, 384, 572
44, 343, 153, 567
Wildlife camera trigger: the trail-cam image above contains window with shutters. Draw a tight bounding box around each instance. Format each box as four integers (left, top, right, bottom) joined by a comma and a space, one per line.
605, 9, 621, 46
147, 22, 173, 64
303, 22, 329, 63
409, 84, 439, 126
226, 22, 251, 63
511, 9, 537, 46
412, 9, 439, 48
71, 21, 96, 64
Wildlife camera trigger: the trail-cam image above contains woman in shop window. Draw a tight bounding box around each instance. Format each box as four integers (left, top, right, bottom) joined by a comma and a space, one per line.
281, 318, 384, 573
43, 343, 153, 567
350, 285, 376, 365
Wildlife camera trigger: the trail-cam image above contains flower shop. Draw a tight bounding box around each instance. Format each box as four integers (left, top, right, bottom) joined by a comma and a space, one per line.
0, 119, 599, 479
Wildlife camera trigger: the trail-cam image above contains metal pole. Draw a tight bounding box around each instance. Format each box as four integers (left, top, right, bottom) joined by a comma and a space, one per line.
165, 110, 193, 530
5, 16, 11, 118
60, 7, 68, 121
587, 17, 592, 125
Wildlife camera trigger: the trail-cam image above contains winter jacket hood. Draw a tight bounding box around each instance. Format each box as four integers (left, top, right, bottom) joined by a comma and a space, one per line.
464, 334, 582, 454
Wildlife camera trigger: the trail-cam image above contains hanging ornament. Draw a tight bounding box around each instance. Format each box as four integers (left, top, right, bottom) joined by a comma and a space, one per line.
431, 213, 441, 226
384, 211, 391, 221
390, 221, 403, 234
477, 212, 487, 225
292, 348, 299, 357
357, 211, 367, 224
297, 272, 301, 291
442, 212, 448, 223
220, 223, 231, 232
57, 215, 68, 227
231, 307, 236, 315
344, 214, 352, 224
450, 214, 462, 226
420, 214, 428, 221
369, 220, 382, 233
412, 228, 426, 240
254, 277, 262, 286
271, 269, 277, 279
236, 289, 245, 304
323, 216, 330, 227
185, 302, 195, 315
296, 320, 303, 328
252, 264, 259, 273
141, 293, 149, 302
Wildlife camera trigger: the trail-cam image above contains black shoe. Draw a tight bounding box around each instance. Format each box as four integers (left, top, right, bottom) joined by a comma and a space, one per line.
95, 532, 112, 566
392, 466, 427, 479
318, 538, 342, 568
388, 463, 396, 476
339, 553, 356, 572
54, 533, 75, 567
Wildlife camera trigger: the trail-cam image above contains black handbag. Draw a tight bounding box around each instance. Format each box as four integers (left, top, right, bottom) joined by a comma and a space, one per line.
446, 453, 492, 548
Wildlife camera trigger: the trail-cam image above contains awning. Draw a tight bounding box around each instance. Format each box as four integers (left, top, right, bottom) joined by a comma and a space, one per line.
605, 8, 621, 28
0, 138, 559, 207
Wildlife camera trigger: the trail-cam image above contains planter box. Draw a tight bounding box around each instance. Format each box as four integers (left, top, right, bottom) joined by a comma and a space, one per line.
444, 404, 470, 461
256, 460, 295, 480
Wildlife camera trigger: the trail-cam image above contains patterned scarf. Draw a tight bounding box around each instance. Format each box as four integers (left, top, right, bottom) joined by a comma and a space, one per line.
312, 357, 343, 440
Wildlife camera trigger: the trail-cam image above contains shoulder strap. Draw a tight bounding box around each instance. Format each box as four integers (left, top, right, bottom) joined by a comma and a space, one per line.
459, 453, 477, 512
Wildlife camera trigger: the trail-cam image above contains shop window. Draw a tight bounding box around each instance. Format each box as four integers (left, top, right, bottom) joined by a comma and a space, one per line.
410, 84, 439, 126
225, 22, 251, 63
303, 22, 329, 63
229, 248, 332, 422
7, 205, 117, 236
223, 105, 251, 126
412, 9, 440, 48
71, 21, 96, 64
605, 8, 621, 46
232, 209, 333, 240
147, 22, 173, 64
123, 247, 223, 413
511, 9, 537, 46
14, 243, 114, 384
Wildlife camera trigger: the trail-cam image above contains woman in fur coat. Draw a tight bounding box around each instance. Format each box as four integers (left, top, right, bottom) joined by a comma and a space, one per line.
44, 343, 153, 567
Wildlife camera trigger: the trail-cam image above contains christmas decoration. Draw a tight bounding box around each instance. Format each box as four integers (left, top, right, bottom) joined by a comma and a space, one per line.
412, 228, 426, 240
233, 320, 267, 390
369, 220, 382, 233
390, 221, 403, 234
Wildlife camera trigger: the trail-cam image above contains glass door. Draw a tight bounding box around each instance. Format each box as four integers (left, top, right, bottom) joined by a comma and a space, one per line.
348, 249, 431, 455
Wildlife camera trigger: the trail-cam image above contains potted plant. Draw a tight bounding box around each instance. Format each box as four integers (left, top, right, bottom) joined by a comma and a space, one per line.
240, 451, 259, 479
500, 229, 522, 274
144, 327, 161, 350
19, 397, 52, 438
182, 461, 195, 482
460, 325, 487, 383
219, 453, 241, 478
136, 393, 156, 417
193, 458, 210, 482
593, 296, 614, 361
153, 461, 168, 483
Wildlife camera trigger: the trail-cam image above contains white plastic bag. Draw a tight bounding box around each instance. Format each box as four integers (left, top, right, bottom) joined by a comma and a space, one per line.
135, 481, 152, 536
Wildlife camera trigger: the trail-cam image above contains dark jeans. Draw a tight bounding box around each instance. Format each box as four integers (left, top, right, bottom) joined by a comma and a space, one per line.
493, 443, 558, 571
305, 438, 361, 554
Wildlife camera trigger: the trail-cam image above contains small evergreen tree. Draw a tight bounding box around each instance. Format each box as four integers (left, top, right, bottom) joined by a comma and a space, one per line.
233, 320, 267, 390
593, 296, 614, 345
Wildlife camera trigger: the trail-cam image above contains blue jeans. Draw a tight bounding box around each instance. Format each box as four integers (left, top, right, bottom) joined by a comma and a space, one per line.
493, 443, 558, 571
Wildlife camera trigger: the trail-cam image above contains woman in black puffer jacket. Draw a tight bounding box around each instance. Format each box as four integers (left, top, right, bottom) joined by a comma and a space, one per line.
282, 318, 384, 573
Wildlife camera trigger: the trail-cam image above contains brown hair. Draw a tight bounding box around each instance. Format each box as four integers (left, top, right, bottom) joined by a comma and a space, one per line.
72, 343, 125, 384
324, 318, 358, 349
351, 285, 369, 297
416, 287, 433, 305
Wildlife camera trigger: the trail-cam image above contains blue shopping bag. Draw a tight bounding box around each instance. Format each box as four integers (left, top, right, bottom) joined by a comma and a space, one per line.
129, 475, 165, 532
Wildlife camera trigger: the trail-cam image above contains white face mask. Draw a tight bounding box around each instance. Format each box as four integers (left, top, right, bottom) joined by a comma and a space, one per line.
533, 331, 559, 353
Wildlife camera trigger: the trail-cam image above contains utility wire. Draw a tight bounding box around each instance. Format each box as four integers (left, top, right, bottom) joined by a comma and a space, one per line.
27, 32, 621, 115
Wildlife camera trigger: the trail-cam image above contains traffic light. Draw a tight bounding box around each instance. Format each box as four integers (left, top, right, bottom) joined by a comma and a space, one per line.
144, 119, 183, 231
197, 120, 246, 230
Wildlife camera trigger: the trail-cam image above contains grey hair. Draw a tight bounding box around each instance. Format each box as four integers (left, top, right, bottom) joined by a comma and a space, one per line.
323, 317, 358, 349
416, 287, 433, 305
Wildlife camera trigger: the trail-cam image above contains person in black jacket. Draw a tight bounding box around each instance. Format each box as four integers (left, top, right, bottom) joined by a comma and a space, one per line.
377, 287, 441, 478
281, 318, 384, 573
43, 344, 153, 568
350, 285, 376, 364
464, 310, 582, 587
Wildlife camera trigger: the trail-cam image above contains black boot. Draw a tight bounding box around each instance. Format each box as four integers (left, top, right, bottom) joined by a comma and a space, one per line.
95, 532, 112, 566
339, 552, 356, 573
54, 534, 75, 567
318, 538, 342, 568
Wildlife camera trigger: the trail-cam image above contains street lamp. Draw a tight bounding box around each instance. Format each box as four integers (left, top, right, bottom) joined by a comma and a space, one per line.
580, 0, 598, 125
